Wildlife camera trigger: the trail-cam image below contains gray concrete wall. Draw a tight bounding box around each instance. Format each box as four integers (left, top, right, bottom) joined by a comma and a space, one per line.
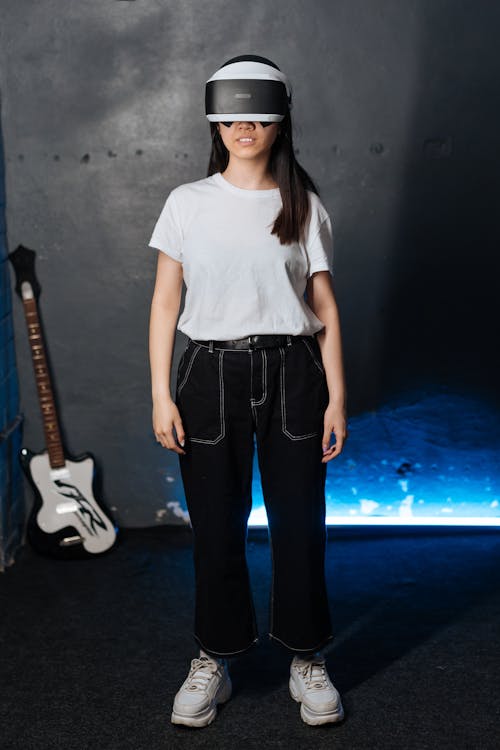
1, 1, 498, 526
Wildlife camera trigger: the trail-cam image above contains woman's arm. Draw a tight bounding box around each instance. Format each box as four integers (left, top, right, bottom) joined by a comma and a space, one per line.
305, 270, 348, 461
149, 251, 186, 454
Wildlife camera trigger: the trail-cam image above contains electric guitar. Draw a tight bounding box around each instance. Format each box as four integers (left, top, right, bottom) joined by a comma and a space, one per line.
8, 244, 118, 558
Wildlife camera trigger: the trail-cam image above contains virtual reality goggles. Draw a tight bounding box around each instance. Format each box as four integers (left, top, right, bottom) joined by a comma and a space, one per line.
205, 56, 292, 125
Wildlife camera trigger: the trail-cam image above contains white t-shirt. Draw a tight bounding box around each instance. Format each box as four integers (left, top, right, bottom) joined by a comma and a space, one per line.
148, 170, 334, 340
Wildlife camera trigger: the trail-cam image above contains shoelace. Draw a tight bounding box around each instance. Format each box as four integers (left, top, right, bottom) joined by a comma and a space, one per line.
296, 659, 329, 690
185, 656, 221, 692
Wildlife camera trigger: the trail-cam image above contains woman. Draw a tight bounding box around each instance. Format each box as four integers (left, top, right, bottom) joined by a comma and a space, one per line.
148, 55, 348, 728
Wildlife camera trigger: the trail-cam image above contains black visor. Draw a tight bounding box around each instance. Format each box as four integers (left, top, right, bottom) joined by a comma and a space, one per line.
205, 78, 289, 122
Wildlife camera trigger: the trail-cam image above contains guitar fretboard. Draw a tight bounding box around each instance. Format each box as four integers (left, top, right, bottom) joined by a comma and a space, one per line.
22, 287, 65, 469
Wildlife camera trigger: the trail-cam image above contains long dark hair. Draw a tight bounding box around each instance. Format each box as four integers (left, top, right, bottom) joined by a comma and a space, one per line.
206, 56, 321, 246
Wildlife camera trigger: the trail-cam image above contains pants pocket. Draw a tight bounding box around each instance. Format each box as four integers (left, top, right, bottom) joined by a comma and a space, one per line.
279, 341, 328, 440
300, 336, 325, 375
176, 344, 226, 444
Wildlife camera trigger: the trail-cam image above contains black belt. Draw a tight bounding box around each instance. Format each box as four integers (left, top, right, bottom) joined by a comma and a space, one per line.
191, 334, 313, 350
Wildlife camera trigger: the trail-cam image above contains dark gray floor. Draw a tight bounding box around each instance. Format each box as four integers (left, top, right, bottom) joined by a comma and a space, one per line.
1, 526, 499, 749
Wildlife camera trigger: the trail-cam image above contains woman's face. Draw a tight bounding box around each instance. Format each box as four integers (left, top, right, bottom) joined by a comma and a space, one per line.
216, 121, 280, 160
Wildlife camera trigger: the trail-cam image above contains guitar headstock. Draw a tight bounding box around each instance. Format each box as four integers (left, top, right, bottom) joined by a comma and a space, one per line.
8, 244, 41, 301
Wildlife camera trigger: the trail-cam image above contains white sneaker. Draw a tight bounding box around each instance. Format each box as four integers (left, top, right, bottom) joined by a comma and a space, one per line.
171, 652, 232, 727
289, 653, 344, 725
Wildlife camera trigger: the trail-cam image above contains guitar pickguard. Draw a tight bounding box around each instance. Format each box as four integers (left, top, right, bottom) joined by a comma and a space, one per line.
52, 480, 109, 536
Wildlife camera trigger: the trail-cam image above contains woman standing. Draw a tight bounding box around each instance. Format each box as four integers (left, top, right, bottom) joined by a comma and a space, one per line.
148, 54, 348, 728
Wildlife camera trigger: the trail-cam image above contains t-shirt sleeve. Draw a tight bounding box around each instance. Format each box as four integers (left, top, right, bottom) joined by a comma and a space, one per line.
306, 213, 334, 278
148, 190, 183, 262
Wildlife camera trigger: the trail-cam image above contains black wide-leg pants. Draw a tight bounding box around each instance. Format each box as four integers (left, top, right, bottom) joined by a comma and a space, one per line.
175, 334, 334, 657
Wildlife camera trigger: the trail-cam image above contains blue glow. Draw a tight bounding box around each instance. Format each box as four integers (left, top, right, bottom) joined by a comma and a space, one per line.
248, 387, 500, 527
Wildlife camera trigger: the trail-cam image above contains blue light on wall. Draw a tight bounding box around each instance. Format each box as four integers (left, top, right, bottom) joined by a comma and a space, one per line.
248, 386, 500, 527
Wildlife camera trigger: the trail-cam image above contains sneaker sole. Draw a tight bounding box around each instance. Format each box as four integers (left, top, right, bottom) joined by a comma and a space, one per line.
171, 675, 232, 727
289, 677, 345, 726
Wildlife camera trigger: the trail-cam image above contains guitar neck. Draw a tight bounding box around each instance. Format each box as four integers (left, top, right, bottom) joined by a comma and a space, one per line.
22, 288, 65, 469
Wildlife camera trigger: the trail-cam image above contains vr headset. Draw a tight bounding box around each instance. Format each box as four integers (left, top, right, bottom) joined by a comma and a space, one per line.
205, 54, 292, 125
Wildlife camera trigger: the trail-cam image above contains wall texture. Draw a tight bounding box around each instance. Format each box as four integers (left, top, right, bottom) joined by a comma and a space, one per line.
1, 1, 498, 527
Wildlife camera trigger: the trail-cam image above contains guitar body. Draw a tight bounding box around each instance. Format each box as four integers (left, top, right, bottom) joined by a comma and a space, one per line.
20, 446, 118, 559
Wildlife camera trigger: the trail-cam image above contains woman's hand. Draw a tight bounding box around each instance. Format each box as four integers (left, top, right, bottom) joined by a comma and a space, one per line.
152, 397, 186, 454
321, 400, 348, 463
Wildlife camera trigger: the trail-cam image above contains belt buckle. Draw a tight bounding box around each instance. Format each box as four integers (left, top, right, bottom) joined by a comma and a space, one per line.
247, 335, 254, 350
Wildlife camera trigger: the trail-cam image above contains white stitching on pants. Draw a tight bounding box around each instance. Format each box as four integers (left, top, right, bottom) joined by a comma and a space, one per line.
177, 344, 201, 395
250, 348, 267, 406
249, 350, 257, 425
245, 522, 260, 643
268, 522, 275, 636
177, 340, 190, 374
279, 346, 319, 440
189, 349, 225, 444
193, 632, 260, 657
268, 632, 334, 652
301, 337, 325, 375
